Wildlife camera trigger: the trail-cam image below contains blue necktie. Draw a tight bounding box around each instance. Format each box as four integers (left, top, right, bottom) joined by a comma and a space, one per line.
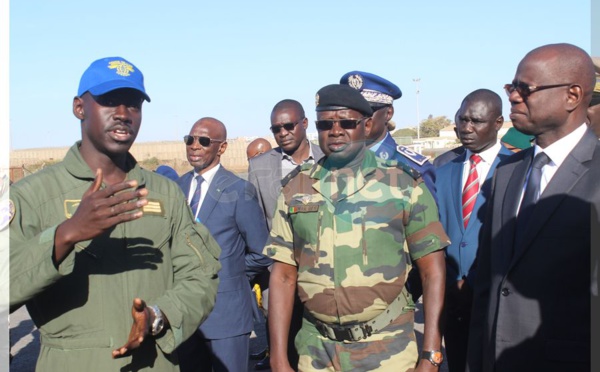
515, 152, 550, 244
190, 175, 204, 221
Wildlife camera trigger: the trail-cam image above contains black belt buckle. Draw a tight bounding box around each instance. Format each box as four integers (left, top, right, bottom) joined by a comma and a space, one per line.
331, 325, 354, 342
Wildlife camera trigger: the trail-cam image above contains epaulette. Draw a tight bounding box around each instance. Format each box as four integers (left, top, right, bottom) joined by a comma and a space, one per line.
397, 145, 428, 166
281, 165, 303, 187
395, 161, 421, 180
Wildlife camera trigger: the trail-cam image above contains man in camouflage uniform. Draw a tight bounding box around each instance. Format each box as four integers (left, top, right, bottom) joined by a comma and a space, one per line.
265, 84, 449, 372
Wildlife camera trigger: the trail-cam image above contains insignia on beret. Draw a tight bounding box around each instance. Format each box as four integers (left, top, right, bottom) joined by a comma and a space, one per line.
108, 60, 134, 77
315, 93, 319, 107
397, 145, 428, 166
348, 74, 363, 90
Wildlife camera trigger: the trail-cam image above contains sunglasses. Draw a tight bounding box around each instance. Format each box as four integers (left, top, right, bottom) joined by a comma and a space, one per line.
270, 120, 302, 134
183, 135, 225, 147
503, 82, 572, 99
315, 118, 366, 131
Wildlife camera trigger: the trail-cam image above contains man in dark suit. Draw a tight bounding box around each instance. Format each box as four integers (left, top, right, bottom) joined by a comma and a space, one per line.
467, 43, 599, 372
177, 117, 272, 372
248, 99, 324, 230
436, 89, 513, 372
248, 99, 324, 370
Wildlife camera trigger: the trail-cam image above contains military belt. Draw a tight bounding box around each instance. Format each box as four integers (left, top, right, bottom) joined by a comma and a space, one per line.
303, 291, 410, 342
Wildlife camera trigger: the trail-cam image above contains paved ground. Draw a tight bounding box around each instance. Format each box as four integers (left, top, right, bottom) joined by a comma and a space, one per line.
10, 301, 447, 371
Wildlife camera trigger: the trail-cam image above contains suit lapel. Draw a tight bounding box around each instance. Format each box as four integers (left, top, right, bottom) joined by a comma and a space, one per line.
198, 167, 227, 222
510, 130, 596, 266
450, 154, 466, 232
179, 172, 193, 198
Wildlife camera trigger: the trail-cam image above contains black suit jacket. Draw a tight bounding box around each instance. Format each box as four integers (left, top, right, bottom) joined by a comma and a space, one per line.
467, 128, 600, 372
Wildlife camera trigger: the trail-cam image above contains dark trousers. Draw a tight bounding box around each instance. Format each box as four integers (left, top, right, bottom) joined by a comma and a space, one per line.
178, 331, 250, 372
444, 280, 473, 372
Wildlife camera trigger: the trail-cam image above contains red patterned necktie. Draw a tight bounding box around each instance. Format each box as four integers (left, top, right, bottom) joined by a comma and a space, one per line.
462, 154, 482, 227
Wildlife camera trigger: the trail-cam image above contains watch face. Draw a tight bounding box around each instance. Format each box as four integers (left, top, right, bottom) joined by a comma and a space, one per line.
431, 351, 443, 364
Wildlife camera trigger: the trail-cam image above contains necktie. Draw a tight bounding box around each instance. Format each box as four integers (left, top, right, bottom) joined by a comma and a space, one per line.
190, 175, 204, 220
462, 154, 482, 228
516, 152, 551, 238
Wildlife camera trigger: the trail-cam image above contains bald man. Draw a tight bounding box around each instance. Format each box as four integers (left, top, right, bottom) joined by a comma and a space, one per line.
176, 118, 272, 372
247, 138, 273, 160
468, 43, 600, 372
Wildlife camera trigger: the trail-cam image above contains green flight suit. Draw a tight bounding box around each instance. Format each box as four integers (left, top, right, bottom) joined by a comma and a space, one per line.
9, 142, 221, 372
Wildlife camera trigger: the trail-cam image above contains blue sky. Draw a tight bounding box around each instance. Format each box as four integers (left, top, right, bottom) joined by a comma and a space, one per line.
9, 1, 593, 150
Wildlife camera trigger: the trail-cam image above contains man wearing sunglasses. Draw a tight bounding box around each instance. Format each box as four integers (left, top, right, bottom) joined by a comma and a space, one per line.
468, 43, 599, 372
9, 57, 221, 372
248, 99, 325, 370
265, 84, 448, 371
176, 117, 272, 372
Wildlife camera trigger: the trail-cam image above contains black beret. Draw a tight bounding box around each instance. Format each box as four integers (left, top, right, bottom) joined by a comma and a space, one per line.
315, 84, 373, 117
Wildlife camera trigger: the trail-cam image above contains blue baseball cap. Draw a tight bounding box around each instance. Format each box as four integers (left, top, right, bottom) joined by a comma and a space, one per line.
340, 71, 401, 105
78, 57, 151, 102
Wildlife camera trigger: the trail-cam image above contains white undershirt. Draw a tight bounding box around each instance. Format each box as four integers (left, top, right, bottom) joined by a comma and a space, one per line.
187, 164, 220, 221
461, 140, 502, 190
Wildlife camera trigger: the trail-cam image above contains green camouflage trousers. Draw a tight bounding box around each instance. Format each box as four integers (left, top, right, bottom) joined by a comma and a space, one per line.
296, 312, 418, 371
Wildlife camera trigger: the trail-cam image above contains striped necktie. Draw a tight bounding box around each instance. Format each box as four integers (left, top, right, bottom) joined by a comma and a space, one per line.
462, 154, 482, 228
190, 175, 204, 221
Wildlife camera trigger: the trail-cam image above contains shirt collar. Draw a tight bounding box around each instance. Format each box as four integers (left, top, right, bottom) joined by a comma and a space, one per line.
64, 141, 145, 186
534, 124, 587, 168
281, 140, 315, 164
194, 164, 220, 187
464, 140, 501, 164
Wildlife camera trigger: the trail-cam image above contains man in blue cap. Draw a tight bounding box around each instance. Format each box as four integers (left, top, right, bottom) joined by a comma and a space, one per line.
341, 71, 437, 303
9, 57, 221, 371
340, 71, 437, 200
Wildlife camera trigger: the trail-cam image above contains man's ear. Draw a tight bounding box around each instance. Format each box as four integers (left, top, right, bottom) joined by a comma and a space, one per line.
566, 84, 583, 111
302, 117, 309, 130
73, 96, 84, 120
386, 105, 395, 122
217, 141, 228, 156
495, 115, 504, 131
363, 117, 373, 139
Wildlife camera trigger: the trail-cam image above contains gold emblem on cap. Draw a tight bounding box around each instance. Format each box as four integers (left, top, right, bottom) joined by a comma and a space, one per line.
348, 74, 363, 90
315, 93, 319, 106
108, 60, 135, 77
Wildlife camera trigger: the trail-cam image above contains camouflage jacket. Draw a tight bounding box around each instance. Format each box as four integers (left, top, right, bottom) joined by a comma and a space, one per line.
264, 150, 449, 325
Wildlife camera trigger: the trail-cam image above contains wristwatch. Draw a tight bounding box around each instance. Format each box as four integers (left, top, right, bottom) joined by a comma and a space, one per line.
148, 305, 165, 336
421, 350, 444, 367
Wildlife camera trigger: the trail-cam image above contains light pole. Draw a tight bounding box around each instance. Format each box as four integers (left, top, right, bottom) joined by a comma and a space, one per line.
413, 78, 421, 139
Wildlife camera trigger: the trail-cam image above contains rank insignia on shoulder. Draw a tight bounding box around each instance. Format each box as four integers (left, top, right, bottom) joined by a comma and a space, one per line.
397, 145, 428, 166
289, 205, 319, 214
396, 162, 421, 180
143, 199, 165, 216
64, 200, 81, 219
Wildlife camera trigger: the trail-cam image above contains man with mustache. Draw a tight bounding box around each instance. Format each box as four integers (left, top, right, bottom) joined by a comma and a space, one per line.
467, 43, 600, 372
265, 84, 448, 371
